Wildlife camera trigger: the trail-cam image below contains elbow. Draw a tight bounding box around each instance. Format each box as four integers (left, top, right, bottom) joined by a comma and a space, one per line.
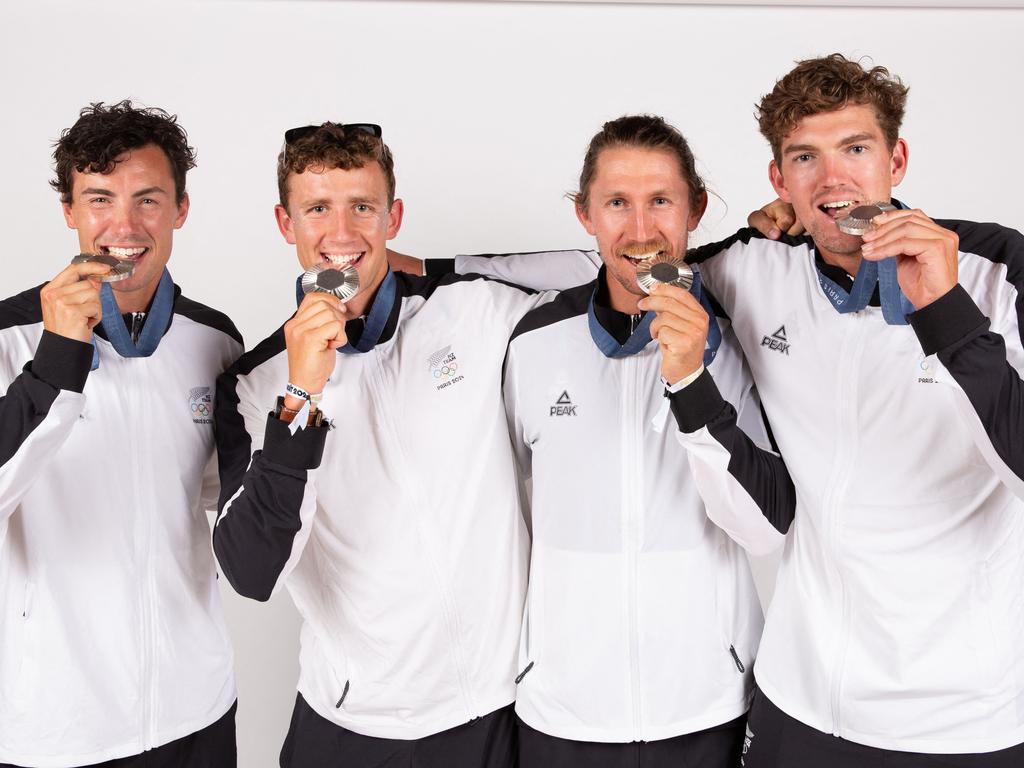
213, 533, 278, 602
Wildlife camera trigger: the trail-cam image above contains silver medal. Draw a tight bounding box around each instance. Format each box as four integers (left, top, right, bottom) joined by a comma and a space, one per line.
301, 264, 360, 302
636, 255, 694, 294
836, 202, 896, 236
71, 253, 135, 282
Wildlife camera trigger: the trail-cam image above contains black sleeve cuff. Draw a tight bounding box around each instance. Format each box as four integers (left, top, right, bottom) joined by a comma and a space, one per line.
668, 368, 729, 433
425, 258, 457, 277
260, 412, 329, 470
29, 331, 93, 393
909, 284, 989, 356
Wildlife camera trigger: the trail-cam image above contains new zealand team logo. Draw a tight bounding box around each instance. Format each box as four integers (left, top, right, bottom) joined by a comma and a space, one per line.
189, 386, 213, 425
429, 345, 465, 391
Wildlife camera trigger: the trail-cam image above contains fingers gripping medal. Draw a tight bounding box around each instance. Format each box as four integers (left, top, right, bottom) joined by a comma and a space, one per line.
636, 254, 694, 294
836, 202, 897, 236
301, 264, 360, 302
71, 253, 135, 282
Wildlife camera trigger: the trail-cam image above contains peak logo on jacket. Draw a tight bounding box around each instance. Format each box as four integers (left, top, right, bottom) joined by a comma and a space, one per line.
550, 390, 577, 416
761, 325, 790, 355
429, 345, 464, 391
189, 386, 213, 425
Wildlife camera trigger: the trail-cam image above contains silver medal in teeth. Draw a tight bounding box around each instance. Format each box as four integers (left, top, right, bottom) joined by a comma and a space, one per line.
71, 253, 135, 282
836, 202, 896, 236
636, 255, 694, 294
301, 264, 360, 301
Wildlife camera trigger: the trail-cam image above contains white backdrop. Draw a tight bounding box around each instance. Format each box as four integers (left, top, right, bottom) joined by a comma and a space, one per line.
2, 1, 1023, 765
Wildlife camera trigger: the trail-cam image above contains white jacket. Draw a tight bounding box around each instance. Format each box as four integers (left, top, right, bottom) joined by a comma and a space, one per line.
0, 282, 241, 767
502, 275, 785, 743
214, 270, 550, 740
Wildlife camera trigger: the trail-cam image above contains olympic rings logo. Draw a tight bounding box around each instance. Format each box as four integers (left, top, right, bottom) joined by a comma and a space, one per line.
432, 361, 459, 379
191, 402, 211, 417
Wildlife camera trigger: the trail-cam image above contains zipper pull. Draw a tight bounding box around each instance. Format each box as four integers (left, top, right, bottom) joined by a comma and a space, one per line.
515, 661, 534, 684
335, 680, 350, 708
729, 645, 746, 673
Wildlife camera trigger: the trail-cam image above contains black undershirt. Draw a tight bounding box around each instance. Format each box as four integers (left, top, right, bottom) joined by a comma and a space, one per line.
593, 273, 643, 346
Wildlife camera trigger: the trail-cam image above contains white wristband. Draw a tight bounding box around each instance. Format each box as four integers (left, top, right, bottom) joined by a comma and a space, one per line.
286, 382, 323, 405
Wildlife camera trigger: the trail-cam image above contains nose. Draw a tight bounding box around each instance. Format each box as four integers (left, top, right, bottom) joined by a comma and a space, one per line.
326, 207, 356, 240
628, 207, 653, 242
819, 152, 847, 189
110, 200, 143, 236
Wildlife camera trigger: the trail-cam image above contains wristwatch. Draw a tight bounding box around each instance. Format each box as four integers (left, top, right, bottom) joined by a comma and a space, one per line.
273, 395, 325, 428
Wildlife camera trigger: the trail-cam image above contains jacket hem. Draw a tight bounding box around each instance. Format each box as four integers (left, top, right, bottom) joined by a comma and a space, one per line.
298, 684, 514, 741
757, 678, 1024, 755
0, 689, 237, 768
514, 693, 750, 744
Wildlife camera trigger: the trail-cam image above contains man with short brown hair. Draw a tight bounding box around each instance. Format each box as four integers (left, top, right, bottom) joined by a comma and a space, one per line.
213, 122, 554, 767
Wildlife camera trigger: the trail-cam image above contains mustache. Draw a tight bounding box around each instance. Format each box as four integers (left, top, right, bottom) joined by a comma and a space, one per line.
617, 240, 672, 259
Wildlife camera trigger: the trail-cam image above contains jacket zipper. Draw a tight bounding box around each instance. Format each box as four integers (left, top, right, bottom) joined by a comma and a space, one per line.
622, 355, 644, 741
729, 645, 745, 673
826, 319, 866, 735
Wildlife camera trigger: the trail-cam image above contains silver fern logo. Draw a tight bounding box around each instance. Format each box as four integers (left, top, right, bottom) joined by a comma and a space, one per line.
428, 345, 464, 390
189, 386, 213, 425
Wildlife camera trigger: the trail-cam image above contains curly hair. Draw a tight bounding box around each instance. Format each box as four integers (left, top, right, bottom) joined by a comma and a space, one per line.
757, 54, 909, 163
51, 100, 196, 205
277, 123, 396, 211
572, 114, 706, 213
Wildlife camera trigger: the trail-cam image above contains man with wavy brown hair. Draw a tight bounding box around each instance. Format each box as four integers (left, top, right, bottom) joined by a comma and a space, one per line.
674, 53, 1024, 767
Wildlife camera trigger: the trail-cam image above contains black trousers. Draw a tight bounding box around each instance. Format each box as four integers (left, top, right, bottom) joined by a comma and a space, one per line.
517, 714, 745, 768
279, 694, 517, 768
743, 687, 1024, 767
1, 701, 237, 768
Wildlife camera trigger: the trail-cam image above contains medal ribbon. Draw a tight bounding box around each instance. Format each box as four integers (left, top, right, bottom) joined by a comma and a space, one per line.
90, 269, 174, 370
815, 199, 915, 326
815, 257, 915, 326
588, 269, 722, 365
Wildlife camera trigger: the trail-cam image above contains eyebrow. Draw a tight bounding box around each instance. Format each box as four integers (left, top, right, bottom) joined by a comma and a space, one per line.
78, 186, 169, 198
298, 195, 382, 208
784, 132, 879, 156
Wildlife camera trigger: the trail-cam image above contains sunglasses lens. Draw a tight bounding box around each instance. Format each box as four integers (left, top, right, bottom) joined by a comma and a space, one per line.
284, 123, 383, 145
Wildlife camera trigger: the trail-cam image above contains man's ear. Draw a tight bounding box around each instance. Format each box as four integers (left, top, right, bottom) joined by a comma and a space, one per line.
576, 200, 596, 236
768, 159, 791, 203
274, 204, 297, 244
688, 191, 708, 232
385, 198, 404, 240
890, 138, 909, 187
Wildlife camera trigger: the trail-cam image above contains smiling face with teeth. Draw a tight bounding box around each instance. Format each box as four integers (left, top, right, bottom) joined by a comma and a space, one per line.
768, 103, 908, 273
275, 162, 403, 318
61, 144, 188, 313
576, 146, 706, 314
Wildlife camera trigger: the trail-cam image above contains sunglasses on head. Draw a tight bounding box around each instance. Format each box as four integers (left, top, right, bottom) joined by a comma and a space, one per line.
283, 123, 383, 145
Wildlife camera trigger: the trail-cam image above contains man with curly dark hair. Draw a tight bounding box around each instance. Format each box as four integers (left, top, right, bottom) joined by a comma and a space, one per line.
0, 101, 242, 767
